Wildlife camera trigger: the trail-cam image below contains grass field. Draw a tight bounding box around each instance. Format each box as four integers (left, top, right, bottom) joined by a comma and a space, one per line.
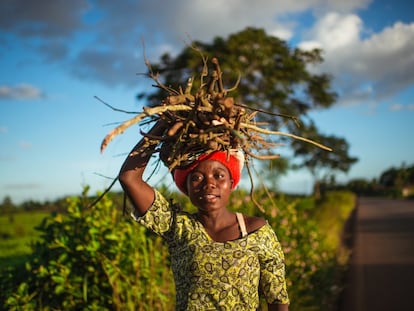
0, 211, 50, 270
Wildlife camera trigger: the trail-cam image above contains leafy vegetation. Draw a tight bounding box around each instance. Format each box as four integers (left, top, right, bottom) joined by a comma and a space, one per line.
1, 188, 174, 311
1, 187, 355, 311
290, 122, 358, 198
327, 162, 414, 198
0, 211, 50, 270
310, 191, 356, 262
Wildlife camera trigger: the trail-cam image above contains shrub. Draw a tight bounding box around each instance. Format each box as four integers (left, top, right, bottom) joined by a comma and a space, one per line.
3, 188, 174, 311
227, 189, 355, 311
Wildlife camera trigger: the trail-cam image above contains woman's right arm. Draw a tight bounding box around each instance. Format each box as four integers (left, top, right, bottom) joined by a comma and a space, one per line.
118, 121, 166, 216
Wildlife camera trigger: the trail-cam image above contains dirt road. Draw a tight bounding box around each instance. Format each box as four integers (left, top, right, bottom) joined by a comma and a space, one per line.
339, 197, 414, 311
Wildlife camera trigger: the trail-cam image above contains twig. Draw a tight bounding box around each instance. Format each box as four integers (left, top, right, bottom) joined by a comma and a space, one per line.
241, 123, 332, 151
87, 177, 118, 209
95, 96, 139, 114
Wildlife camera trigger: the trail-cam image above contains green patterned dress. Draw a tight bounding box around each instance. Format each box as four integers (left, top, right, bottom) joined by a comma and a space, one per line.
132, 190, 289, 310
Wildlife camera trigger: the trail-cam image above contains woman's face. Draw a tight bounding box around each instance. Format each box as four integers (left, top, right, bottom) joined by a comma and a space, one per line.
186, 160, 233, 211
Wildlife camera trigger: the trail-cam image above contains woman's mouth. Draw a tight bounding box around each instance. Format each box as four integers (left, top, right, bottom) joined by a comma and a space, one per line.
200, 194, 219, 201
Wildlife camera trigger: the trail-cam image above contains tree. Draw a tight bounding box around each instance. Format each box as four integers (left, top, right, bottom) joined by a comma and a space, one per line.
139, 27, 355, 189
1, 195, 15, 223
379, 163, 414, 188
291, 122, 358, 198
1, 196, 14, 213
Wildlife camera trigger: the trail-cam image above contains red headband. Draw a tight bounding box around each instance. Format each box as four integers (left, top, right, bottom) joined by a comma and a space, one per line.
173, 150, 244, 194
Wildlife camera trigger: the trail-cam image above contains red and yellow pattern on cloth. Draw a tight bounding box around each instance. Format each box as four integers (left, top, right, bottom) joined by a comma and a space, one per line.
132, 190, 289, 310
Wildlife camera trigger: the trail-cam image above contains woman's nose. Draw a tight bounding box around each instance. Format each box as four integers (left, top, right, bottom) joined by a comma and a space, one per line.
203, 176, 216, 189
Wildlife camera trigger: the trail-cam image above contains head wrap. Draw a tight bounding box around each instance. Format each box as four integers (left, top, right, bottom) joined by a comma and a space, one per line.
173, 150, 244, 194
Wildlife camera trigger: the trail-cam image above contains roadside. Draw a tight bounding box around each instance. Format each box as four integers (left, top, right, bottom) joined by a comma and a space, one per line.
338, 197, 414, 311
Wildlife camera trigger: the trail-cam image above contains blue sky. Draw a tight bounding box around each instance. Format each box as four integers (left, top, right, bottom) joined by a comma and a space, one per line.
1, 0, 413, 204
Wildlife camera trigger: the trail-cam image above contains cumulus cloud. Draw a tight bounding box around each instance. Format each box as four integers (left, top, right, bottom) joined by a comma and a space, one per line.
389, 103, 414, 112
301, 12, 363, 51
1, 0, 410, 108
0, 83, 45, 100
358, 23, 414, 95
0, 0, 371, 88
299, 12, 414, 107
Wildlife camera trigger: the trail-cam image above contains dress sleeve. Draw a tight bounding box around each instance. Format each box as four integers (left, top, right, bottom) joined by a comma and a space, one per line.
258, 224, 290, 305
130, 190, 173, 237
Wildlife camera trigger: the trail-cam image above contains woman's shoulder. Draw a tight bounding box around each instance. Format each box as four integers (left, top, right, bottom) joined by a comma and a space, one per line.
243, 214, 267, 234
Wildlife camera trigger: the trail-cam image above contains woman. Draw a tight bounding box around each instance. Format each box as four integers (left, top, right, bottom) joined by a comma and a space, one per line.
119, 121, 289, 310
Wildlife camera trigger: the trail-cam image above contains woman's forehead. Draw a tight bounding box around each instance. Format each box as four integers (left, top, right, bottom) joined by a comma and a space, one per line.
193, 159, 230, 172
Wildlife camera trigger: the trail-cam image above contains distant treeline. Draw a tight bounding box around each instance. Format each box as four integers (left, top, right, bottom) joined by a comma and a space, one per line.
1, 162, 413, 214
322, 162, 414, 198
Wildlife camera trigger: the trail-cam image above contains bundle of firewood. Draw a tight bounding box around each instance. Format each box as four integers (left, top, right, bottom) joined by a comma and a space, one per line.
100, 57, 330, 171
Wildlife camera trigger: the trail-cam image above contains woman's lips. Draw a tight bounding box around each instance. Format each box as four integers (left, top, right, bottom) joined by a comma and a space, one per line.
200, 194, 219, 201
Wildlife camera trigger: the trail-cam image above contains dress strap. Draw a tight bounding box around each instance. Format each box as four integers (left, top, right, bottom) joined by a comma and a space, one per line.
236, 212, 248, 238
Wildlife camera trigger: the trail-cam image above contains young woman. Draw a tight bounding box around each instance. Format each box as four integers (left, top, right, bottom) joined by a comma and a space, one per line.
119, 122, 289, 310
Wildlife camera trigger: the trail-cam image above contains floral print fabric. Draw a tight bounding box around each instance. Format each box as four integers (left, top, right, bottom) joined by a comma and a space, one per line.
132, 190, 289, 310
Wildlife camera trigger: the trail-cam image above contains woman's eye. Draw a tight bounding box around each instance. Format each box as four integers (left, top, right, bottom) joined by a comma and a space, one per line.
190, 174, 203, 182
215, 173, 225, 179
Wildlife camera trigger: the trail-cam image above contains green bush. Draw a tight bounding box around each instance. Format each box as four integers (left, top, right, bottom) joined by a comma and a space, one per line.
305, 190, 356, 310
2, 188, 174, 311
312, 191, 356, 255
1, 188, 355, 311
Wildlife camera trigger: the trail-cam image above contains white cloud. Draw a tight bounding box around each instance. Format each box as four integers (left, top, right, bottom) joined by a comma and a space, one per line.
301, 12, 362, 51
19, 141, 33, 150
299, 12, 414, 107
0, 83, 44, 100
1, 0, 409, 106
389, 103, 403, 111
358, 22, 414, 95
389, 103, 414, 112
0, 0, 372, 88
